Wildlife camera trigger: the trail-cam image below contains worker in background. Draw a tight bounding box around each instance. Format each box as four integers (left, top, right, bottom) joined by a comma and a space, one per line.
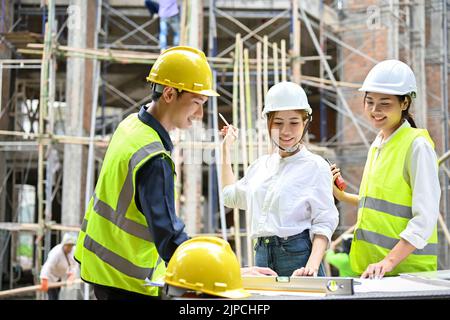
221, 82, 339, 277
331, 60, 440, 279
74, 46, 276, 301
40, 233, 78, 300
157, 0, 180, 51
144, 0, 159, 19
325, 234, 358, 277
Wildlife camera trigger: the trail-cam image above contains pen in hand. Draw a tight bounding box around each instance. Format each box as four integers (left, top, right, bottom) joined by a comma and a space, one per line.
218, 113, 238, 138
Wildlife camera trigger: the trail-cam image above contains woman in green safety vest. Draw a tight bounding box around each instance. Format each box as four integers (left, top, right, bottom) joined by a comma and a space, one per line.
331, 60, 440, 279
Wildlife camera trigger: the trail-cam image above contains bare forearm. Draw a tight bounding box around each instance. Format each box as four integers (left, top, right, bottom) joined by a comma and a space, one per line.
221, 145, 235, 187
335, 189, 359, 206
307, 234, 329, 269
384, 238, 416, 268
361, 238, 417, 279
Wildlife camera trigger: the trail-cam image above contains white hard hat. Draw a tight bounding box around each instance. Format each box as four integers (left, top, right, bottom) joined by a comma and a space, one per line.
359, 59, 417, 97
62, 233, 77, 245
262, 81, 312, 118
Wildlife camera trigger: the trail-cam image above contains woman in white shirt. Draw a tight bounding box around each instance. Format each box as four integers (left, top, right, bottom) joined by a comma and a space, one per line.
220, 82, 339, 277
331, 60, 440, 279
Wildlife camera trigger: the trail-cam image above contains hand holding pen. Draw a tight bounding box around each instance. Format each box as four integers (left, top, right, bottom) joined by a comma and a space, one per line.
218, 113, 239, 147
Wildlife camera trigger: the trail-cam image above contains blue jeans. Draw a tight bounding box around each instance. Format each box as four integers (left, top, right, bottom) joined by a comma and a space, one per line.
159, 14, 180, 51
255, 230, 326, 277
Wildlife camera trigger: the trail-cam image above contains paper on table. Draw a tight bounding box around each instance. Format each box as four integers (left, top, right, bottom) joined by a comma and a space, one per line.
354, 277, 449, 293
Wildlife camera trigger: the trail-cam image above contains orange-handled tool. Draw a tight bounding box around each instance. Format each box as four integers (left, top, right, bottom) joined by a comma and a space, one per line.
326, 159, 347, 191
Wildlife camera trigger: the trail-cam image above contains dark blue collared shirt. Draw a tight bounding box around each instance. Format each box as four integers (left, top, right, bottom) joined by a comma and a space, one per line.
135, 106, 189, 263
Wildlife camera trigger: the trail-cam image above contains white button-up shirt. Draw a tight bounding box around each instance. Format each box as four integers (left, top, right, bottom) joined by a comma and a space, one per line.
371, 121, 440, 249
223, 146, 339, 242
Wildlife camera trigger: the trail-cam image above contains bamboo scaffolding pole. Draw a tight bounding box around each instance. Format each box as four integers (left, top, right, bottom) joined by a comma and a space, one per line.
22, 45, 327, 72
21, 46, 236, 69
23, 43, 267, 68
263, 35, 269, 100
256, 42, 263, 159
232, 34, 242, 265
244, 48, 254, 164
238, 38, 252, 267
273, 42, 279, 85
301, 75, 362, 89
0, 279, 82, 298
238, 39, 248, 173
36, 4, 55, 297
281, 39, 287, 82
263, 36, 272, 154
0, 130, 110, 147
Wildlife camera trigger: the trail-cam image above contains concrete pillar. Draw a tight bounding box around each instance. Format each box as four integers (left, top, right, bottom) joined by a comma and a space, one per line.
0, 0, 14, 222
0, 152, 5, 223
0, 0, 13, 130
62, 0, 98, 226
410, 0, 427, 129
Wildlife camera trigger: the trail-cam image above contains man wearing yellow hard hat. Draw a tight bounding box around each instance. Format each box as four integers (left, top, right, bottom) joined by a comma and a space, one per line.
74, 46, 275, 300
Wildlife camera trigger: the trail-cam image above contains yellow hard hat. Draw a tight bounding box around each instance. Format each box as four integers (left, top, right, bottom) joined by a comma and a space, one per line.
146, 46, 219, 97
165, 236, 250, 299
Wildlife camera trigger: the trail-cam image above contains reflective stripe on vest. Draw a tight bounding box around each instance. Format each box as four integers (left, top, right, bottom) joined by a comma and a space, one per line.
356, 229, 438, 256
116, 141, 167, 216
84, 234, 156, 280
84, 141, 166, 241
359, 196, 412, 219
92, 195, 153, 241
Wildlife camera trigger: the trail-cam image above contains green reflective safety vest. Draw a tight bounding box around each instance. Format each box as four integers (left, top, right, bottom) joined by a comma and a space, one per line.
350, 126, 438, 276
75, 113, 174, 296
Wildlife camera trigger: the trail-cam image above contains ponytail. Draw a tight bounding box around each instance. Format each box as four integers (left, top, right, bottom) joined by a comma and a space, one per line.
403, 111, 417, 128
399, 95, 417, 128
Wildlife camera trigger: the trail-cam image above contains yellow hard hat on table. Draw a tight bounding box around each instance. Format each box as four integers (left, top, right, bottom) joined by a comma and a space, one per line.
165, 236, 250, 299
146, 46, 219, 97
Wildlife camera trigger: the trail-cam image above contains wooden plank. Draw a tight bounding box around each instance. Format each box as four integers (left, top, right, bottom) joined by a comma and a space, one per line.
0, 279, 82, 298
